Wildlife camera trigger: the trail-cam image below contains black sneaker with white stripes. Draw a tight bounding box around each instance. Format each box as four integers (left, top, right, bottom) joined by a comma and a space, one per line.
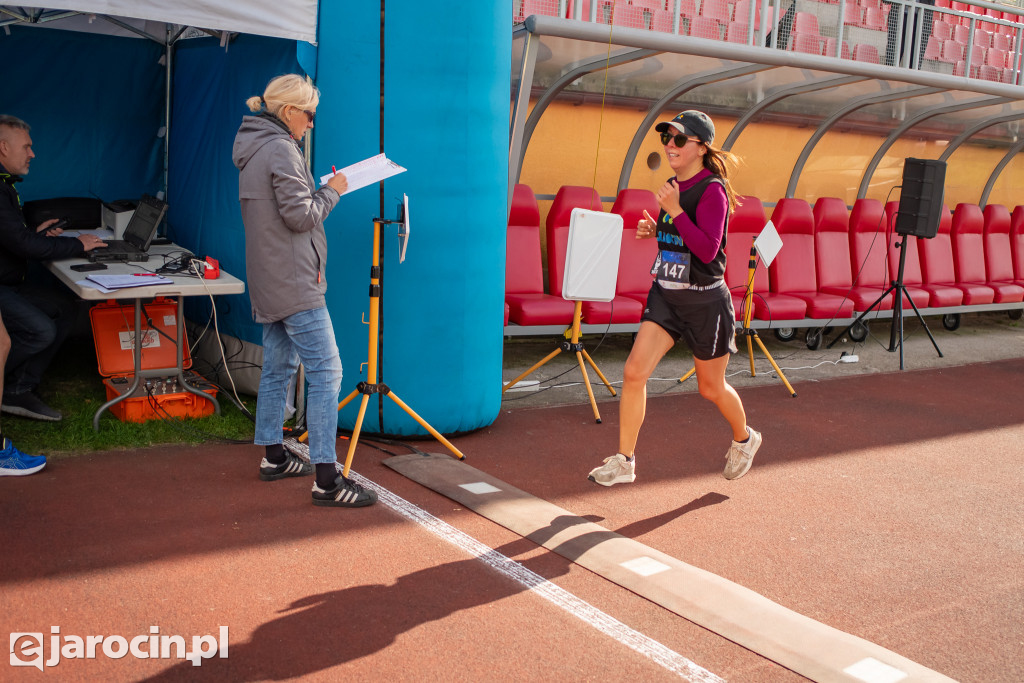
311, 475, 378, 508
259, 452, 312, 481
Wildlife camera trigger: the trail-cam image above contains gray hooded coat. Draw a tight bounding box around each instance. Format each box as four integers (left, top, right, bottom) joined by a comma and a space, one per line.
232, 114, 340, 323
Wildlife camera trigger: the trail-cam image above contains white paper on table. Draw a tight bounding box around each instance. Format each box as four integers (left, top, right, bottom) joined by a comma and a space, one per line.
86, 273, 172, 290
753, 220, 783, 268
319, 153, 406, 196
77, 279, 116, 294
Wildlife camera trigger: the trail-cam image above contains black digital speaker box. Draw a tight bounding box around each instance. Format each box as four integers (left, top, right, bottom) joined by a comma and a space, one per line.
895, 158, 946, 239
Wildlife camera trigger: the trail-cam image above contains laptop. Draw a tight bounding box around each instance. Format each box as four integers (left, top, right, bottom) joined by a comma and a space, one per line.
88, 194, 167, 263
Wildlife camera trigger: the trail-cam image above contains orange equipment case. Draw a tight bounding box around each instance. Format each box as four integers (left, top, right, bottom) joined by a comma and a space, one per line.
89, 297, 217, 423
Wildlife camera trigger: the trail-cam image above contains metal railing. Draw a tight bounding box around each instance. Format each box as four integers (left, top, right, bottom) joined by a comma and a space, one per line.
513, 0, 1024, 85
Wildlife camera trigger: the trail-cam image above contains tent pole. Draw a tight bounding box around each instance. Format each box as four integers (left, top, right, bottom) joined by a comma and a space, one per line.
163, 30, 172, 205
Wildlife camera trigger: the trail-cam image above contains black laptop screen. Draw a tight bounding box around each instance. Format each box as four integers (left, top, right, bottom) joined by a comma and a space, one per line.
123, 195, 167, 250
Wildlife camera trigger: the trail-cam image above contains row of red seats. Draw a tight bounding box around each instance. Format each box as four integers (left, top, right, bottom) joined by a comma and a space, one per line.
505, 184, 1024, 329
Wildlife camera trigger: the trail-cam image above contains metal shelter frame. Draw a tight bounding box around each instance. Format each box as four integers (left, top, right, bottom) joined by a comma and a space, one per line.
511, 13, 1024, 205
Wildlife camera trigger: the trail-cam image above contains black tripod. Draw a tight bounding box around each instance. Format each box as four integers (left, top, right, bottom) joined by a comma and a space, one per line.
828, 232, 942, 370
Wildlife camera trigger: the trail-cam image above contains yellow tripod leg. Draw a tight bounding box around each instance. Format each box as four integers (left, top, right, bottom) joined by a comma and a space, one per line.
747, 333, 756, 376
385, 391, 466, 461
581, 348, 617, 396
575, 350, 602, 423
751, 332, 797, 397
502, 346, 563, 393
340, 393, 373, 477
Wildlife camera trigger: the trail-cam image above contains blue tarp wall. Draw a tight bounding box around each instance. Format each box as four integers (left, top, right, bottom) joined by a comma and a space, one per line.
4, 2, 510, 436
2, 26, 164, 205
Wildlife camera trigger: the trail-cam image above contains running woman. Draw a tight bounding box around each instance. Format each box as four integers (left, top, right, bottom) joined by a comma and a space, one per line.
588, 110, 761, 486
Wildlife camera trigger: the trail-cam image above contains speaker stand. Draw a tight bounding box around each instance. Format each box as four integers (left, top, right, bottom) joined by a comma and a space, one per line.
827, 234, 942, 370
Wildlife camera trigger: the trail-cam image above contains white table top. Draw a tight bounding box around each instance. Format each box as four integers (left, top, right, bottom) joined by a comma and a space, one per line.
47, 242, 245, 300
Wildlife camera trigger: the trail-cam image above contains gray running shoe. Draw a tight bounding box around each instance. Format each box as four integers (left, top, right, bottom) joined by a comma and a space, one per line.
588, 454, 636, 486
2, 391, 61, 422
724, 427, 761, 480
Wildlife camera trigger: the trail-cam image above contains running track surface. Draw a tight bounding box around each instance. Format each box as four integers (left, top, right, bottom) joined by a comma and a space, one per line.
3, 358, 1022, 681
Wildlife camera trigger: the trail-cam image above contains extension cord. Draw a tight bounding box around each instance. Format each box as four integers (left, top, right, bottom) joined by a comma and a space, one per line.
839, 354, 859, 363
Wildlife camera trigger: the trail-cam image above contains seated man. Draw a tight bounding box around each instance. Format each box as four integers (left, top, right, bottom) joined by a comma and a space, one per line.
0, 309, 46, 475
0, 115, 107, 421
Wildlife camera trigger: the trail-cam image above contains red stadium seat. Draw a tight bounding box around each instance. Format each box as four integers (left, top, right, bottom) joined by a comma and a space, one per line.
883, 201, 959, 307
845, 198, 894, 310
505, 184, 576, 326
726, 21, 750, 44
918, 205, 973, 303
953, 23, 970, 44
612, 2, 647, 28
610, 189, 659, 308
733, 0, 761, 25
790, 32, 823, 54
545, 186, 604, 298
824, 37, 852, 60
941, 39, 965, 63
725, 196, 770, 320
651, 8, 677, 32
812, 197, 857, 308
768, 198, 853, 319
950, 204, 998, 304
793, 11, 820, 35
932, 19, 953, 42
844, 3, 864, 28
1012, 206, 1024, 284
700, 0, 733, 24
688, 16, 722, 39
853, 43, 880, 63
545, 186, 643, 324
863, 7, 887, 31
521, 0, 561, 20
981, 204, 1024, 300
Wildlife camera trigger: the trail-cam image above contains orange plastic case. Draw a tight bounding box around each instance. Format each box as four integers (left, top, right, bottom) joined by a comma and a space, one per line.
89, 298, 217, 423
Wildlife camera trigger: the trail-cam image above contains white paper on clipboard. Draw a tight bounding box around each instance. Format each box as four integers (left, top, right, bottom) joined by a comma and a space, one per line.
562, 208, 623, 302
320, 153, 406, 196
753, 220, 783, 268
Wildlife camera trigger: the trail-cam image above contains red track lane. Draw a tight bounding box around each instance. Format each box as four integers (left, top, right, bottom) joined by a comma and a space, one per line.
3, 359, 1022, 681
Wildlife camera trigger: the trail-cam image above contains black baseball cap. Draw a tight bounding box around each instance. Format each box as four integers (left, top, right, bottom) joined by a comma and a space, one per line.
655, 110, 715, 145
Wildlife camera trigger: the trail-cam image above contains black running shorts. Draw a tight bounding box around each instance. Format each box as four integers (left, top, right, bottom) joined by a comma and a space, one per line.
641, 281, 738, 360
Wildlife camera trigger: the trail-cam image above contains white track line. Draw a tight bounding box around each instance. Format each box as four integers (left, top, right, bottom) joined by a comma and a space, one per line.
350, 470, 724, 682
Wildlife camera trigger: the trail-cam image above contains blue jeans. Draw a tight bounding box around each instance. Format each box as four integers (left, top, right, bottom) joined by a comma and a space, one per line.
254, 307, 343, 465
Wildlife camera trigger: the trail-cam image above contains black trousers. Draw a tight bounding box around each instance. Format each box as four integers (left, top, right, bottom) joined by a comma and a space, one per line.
0, 282, 77, 396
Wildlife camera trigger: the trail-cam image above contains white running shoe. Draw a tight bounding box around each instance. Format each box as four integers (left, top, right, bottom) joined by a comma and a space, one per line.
588, 454, 636, 486
723, 427, 761, 480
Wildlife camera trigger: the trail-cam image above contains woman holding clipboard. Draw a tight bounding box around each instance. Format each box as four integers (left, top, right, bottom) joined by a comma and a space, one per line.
233, 74, 375, 508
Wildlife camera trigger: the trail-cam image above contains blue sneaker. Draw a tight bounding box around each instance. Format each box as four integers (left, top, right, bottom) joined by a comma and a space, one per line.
0, 438, 46, 476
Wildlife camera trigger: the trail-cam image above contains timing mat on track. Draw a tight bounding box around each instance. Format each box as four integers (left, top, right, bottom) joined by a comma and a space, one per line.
384, 452, 953, 683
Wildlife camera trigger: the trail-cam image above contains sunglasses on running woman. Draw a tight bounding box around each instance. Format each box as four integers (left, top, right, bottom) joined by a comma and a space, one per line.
659, 131, 695, 147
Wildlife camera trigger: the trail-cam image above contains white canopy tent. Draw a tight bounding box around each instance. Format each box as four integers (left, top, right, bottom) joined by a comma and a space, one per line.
5, 0, 319, 42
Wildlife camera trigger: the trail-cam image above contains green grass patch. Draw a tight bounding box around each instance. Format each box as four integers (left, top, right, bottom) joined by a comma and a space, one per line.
3, 334, 256, 456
